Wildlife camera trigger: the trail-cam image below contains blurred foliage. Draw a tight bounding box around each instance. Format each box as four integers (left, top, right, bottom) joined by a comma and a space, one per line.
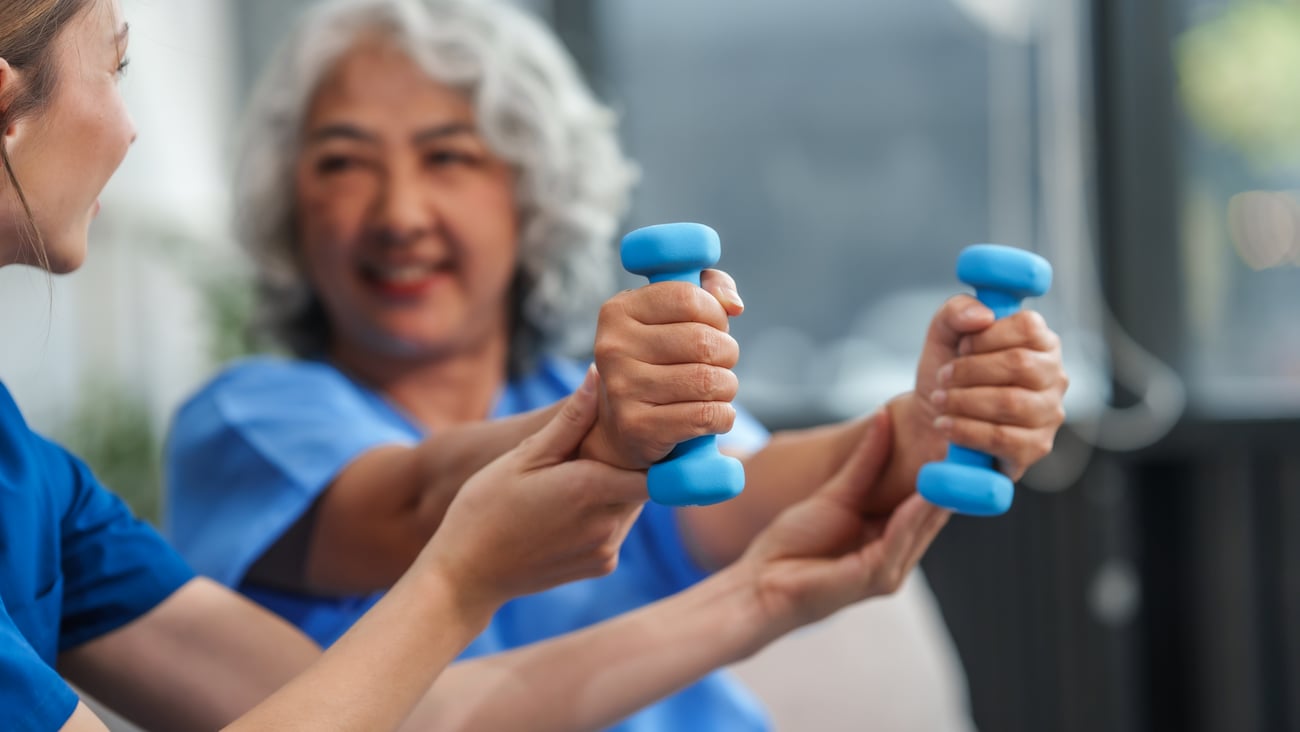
57, 382, 162, 525
199, 265, 261, 364
1177, 0, 1300, 170
53, 252, 260, 526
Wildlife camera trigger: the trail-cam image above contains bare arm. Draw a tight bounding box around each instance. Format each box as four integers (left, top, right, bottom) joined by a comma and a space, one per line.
295, 403, 561, 594
59, 578, 321, 731
59, 572, 490, 732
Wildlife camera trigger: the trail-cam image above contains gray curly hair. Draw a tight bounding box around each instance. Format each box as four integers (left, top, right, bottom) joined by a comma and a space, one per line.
236, 0, 638, 372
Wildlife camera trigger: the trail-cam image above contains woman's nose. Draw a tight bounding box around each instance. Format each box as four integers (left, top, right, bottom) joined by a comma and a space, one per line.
376, 172, 436, 243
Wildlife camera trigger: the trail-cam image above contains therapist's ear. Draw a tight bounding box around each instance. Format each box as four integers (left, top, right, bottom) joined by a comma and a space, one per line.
0, 58, 20, 144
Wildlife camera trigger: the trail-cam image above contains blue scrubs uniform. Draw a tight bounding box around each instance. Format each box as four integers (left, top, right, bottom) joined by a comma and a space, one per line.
0, 383, 194, 730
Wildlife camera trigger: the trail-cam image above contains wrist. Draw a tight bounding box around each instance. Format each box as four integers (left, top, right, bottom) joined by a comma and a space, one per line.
701, 559, 794, 662
410, 555, 504, 637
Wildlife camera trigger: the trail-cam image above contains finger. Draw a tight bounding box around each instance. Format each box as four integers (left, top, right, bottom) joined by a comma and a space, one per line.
926, 295, 997, 354
821, 410, 895, 509
938, 348, 1063, 391
636, 401, 738, 443
610, 362, 739, 406
933, 416, 1057, 473
521, 364, 602, 463
894, 497, 951, 575
933, 386, 1064, 429
607, 502, 646, 545
563, 461, 649, 504
961, 310, 1060, 356
615, 282, 731, 330
700, 269, 745, 317
861, 495, 947, 594
599, 321, 739, 368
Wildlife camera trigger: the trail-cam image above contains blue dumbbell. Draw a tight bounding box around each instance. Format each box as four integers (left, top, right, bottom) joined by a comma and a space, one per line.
620, 223, 746, 506
916, 244, 1053, 516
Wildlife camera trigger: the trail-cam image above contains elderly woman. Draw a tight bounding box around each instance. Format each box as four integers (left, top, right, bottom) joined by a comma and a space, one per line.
165, 0, 1068, 729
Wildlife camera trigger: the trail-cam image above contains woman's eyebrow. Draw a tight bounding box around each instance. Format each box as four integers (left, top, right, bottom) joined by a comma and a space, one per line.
412, 122, 476, 145
307, 123, 381, 145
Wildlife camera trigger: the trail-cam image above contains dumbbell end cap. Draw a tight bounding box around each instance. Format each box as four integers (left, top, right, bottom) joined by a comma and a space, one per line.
648, 454, 744, 506
621, 223, 721, 277
917, 461, 1013, 516
957, 244, 1052, 299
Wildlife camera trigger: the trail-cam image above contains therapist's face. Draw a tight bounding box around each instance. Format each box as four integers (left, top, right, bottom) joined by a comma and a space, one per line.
0, 0, 136, 272
294, 37, 520, 366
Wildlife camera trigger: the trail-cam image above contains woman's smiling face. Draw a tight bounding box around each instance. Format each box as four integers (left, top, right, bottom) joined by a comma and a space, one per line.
294, 36, 520, 364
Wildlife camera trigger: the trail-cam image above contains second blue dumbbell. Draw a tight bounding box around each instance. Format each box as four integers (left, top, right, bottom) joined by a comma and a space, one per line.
917, 244, 1053, 516
620, 223, 746, 506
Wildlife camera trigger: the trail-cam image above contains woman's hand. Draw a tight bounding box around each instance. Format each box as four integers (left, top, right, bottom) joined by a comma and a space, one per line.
737, 410, 951, 637
421, 366, 648, 610
878, 295, 1069, 513
583, 269, 745, 469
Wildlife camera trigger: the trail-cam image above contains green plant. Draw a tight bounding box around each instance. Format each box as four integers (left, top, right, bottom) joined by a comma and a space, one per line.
57, 381, 162, 525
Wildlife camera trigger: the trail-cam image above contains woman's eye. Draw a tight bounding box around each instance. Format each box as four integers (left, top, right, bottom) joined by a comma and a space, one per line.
316, 156, 359, 174
115, 57, 131, 79
425, 149, 477, 167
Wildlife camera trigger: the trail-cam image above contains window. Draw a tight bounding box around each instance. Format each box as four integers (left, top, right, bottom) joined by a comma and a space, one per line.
1175, 0, 1300, 417
596, 0, 1107, 428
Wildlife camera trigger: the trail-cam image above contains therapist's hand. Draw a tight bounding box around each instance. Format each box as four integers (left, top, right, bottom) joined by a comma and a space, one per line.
421, 366, 648, 610
583, 269, 744, 470
735, 410, 951, 638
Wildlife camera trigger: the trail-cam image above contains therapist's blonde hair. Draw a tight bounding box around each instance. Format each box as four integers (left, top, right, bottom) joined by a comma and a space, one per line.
236, 0, 638, 373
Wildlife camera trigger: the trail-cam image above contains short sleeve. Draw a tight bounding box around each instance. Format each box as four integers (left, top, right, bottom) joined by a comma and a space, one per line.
0, 600, 78, 731
38, 437, 195, 651
164, 358, 418, 587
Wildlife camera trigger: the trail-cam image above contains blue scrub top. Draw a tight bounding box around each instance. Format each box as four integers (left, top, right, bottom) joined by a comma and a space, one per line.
166, 355, 773, 732
0, 382, 194, 731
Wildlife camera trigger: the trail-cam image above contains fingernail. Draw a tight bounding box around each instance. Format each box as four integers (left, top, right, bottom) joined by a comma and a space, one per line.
580, 364, 598, 394
933, 416, 952, 432
930, 389, 948, 408
720, 286, 744, 311
962, 305, 985, 321
936, 363, 954, 387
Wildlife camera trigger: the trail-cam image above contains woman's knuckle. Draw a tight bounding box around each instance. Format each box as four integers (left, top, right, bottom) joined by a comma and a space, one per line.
990, 424, 1015, 453
996, 390, 1023, 420
690, 327, 718, 363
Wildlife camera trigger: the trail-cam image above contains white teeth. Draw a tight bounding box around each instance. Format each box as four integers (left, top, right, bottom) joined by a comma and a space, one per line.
370, 264, 432, 283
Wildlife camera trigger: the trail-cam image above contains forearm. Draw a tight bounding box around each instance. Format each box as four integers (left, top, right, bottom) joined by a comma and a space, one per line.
59, 579, 322, 731
409, 403, 563, 529
678, 417, 871, 570
305, 403, 562, 593
402, 565, 769, 732
680, 394, 947, 570
229, 567, 495, 732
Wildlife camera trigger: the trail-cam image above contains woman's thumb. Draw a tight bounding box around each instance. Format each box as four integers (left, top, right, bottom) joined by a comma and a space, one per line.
524, 364, 601, 463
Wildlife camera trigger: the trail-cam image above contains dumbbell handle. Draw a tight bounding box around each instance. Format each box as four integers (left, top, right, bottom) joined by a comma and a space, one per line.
621, 223, 745, 507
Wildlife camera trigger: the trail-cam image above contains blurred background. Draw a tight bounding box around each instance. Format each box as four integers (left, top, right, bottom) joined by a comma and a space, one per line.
1, 0, 1298, 729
